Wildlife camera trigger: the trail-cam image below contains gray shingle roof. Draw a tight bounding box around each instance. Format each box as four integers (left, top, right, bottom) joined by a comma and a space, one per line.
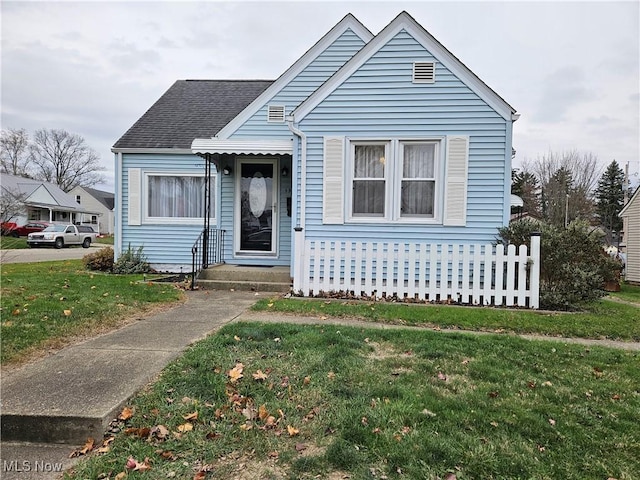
83, 187, 115, 210
113, 80, 273, 150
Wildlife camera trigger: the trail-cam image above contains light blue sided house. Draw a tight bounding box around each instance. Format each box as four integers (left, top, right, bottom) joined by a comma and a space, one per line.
113, 12, 540, 307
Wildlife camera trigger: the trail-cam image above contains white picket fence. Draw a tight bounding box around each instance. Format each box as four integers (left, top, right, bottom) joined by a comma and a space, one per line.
293, 235, 541, 309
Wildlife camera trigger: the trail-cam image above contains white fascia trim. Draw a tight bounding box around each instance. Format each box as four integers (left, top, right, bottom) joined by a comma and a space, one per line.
214, 14, 374, 140
293, 12, 516, 122
111, 148, 195, 155
191, 138, 293, 155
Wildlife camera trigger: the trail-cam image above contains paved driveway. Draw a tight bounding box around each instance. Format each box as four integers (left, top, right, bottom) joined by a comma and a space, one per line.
0, 244, 104, 264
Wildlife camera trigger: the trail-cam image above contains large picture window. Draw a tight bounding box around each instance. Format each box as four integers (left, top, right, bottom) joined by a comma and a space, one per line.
145, 174, 214, 222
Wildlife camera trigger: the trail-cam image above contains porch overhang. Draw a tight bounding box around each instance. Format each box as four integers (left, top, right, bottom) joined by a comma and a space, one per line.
191, 138, 293, 156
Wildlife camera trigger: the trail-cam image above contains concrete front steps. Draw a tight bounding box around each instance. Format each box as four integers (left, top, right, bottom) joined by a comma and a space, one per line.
196, 264, 292, 293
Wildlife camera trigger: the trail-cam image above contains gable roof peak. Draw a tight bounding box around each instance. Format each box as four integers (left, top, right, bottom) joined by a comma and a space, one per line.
293, 11, 516, 121
214, 12, 374, 139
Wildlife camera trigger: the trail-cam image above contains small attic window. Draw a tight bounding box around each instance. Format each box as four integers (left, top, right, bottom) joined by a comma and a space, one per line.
413, 62, 435, 83
267, 105, 285, 123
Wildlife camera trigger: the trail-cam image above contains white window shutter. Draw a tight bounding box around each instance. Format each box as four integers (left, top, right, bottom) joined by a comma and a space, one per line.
127, 168, 141, 226
443, 136, 469, 226
323, 137, 344, 224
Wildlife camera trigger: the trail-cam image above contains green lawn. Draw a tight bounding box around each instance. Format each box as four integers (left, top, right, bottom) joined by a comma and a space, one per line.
65, 322, 640, 480
252, 285, 640, 341
0, 236, 28, 249
0, 234, 113, 249
0, 260, 183, 364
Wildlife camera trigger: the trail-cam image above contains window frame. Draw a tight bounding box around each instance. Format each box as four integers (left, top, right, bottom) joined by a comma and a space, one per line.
347, 140, 391, 222
396, 140, 440, 222
142, 172, 216, 225
346, 138, 443, 224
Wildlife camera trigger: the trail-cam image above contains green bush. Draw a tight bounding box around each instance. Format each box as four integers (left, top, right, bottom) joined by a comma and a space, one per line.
82, 247, 114, 272
112, 244, 151, 274
498, 220, 621, 310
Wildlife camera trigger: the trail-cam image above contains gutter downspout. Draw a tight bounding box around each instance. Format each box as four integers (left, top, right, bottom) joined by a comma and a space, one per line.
286, 115, 307, 229
115, 151, 123, 259
287, 115, 307, 292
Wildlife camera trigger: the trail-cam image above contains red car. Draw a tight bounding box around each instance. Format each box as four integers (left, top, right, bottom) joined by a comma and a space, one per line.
6, 222, 51, 237
1, 222, 18, 236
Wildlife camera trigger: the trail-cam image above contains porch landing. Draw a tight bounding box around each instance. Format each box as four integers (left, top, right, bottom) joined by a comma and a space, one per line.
197, 264, 292, 293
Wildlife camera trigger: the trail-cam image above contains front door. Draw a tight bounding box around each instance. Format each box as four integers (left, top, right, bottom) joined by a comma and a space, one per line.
236, 159, 277, 256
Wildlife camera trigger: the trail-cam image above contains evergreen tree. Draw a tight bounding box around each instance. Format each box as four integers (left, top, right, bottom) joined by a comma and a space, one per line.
595, 160, 625, 244
511, 169, 541, 217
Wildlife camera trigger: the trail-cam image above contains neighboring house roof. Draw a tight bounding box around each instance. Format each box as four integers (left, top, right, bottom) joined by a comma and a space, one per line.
112, 80, 273, 150
0, 173, 86, 212
293, 11, 517, 122
81, 186, 115, 210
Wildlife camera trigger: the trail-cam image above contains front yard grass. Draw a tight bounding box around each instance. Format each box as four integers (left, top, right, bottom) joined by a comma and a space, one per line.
0, 236, 28, 249
252, 285, 640, 342
65, 322, 640, 480
0, 260, 183, 364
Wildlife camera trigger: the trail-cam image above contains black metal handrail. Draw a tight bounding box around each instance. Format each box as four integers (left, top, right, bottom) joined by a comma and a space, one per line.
191, 228, 225, 289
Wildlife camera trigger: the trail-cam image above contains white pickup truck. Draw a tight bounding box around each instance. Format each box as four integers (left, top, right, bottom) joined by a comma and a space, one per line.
27, 224, 98, 249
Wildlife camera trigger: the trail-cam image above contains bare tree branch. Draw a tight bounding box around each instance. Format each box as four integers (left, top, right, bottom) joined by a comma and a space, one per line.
29, 129, 105, 191
1, 128, 31, 176
0, 187, 27, 224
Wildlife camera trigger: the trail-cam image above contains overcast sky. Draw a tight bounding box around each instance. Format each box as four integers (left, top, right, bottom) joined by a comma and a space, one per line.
2, 0, 639, 192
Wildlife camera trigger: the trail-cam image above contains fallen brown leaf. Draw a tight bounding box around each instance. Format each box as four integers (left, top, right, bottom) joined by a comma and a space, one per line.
258, 404, 269, 421
183, 411, 198, 421
252, 370, 268, 381
228, 363, 244, 383
177, 423, 193, 432
287, 425, 300, 436
119, 406, 134, 421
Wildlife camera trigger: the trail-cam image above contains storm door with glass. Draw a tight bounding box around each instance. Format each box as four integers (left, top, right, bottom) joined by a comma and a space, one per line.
236, 160, 277, 255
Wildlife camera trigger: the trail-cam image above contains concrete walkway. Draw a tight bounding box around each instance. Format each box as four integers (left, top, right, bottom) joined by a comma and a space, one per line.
0, 290, 259, 479
1, 245, 103, 264
1, 290, 638, 479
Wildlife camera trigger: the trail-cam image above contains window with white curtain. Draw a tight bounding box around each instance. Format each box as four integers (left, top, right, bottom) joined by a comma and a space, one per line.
400, 142, 436, 218
348, 139, 440, 222
352, 143, 388, 216
146, 174, 214, 222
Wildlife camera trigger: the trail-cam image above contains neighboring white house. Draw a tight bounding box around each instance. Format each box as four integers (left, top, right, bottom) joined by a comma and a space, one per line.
620, 187, 640, 284
1, 173, 99, 226
68, 186, 115, 235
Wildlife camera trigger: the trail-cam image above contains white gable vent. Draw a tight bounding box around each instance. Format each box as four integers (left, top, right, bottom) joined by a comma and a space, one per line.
267, 105, 285, 123
413, 62, 435, 83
